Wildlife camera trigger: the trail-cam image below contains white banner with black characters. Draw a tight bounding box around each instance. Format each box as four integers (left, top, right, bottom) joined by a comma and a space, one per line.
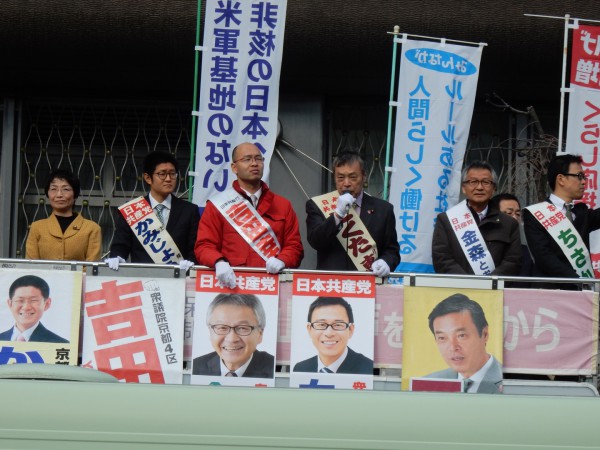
82, 274, 186, 384
193, 0, 288, 208
390, 38, 483, 273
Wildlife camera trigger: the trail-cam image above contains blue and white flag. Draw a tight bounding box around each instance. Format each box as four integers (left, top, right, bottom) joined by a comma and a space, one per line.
389, 39, 483, 272
193, 0, 288, 208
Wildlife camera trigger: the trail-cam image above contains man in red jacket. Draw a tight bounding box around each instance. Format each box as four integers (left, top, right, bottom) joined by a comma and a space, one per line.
195, 142, 304, 288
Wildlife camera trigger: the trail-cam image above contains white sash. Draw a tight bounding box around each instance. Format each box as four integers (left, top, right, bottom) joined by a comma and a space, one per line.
525, 202, 594, 278
211, 189, 281, 262
118, 197, 183, 264
445, 200, 495, 275
311, 190, 378, 271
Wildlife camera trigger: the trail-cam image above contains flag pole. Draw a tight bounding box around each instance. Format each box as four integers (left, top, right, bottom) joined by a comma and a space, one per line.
383, 26, 401, 201
189, 0, 203, 200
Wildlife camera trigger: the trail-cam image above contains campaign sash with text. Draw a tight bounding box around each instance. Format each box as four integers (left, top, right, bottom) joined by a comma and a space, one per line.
211, 189, 281, 261
311, 191, 378, 271
445, 200, 495, 275
118, 197, 183, 264
389, 39, 483, 273
525, 202, 594, 278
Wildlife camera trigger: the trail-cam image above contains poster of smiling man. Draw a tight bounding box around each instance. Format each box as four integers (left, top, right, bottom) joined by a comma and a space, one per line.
0, 268, 82, 366
290, 273, 375, 390
403, 286, 503, 394
191, 270, 279, 387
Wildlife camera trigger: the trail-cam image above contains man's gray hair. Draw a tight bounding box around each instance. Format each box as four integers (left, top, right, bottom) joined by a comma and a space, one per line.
206, 293, 266, 329
461, 160, 498, 185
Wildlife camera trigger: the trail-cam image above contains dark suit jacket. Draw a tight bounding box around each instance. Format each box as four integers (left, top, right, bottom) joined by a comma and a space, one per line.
110, 194, 200, 263
523, 200, 600, 285
0, 322, 69, 344
424, 356, 503, 394
432, 203, 522, 276
306, 193, 400, 271
192, 350, 274, 378
293, 347, 373, 375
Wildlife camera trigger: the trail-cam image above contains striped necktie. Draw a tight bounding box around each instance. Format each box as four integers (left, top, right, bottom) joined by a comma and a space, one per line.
155, 204, 166, 226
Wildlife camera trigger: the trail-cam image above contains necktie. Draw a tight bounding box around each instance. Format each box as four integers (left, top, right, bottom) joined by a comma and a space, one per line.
464, 378, 474, 392
320, 367, 333, 373
155, 204, 166, 226
16, 335, 26, 342
225, 371, 237, 377
353, 202, 360, 217
565, 204, 574, 223
250, 194, 258, 208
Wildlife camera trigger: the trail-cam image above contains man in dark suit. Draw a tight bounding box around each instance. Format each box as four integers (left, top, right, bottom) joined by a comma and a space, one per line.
192, 293, 275, 378
293, 297, 373, 375
306, 151, 399, 275
523, 154, 600, 289
0, 275, 68, 344
424, 293, 502, 394
107, 151, 200, 269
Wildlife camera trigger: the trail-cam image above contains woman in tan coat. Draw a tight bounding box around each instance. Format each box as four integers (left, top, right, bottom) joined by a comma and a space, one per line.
26, 169, 101, 261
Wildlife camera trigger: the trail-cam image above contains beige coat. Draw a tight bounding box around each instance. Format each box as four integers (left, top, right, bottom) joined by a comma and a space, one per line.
26, 213, 102, 261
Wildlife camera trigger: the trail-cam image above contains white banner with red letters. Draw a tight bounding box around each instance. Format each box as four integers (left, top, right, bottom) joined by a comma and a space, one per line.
193, 0, 288, 209
389, 38, 483, 273
191, 270, 279, 387
82, 274, 186, 384
289, 273, 375, 390
566, 24, 600, 277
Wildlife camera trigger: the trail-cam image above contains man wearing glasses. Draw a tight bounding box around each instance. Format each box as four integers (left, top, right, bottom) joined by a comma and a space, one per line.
192, 293, 274, 378
523, 154, 600, 287
195, 142, 303, 288
432, 160, 521, 275
293, 296, 373, 375
107, 151, 200, 269
0, 275, 68, 343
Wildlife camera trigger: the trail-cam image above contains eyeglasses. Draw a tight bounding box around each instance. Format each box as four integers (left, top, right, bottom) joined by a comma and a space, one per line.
309, 322, 351, 331
209, 324, 257, 336
154, 171, 178, 180
462, 179, 495, 187
11, 298, 43, 307
233, 155, 265, 164
562, 172, 587, 181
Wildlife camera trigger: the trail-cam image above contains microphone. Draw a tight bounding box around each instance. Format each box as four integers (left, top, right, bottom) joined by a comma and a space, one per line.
342, 190, 352, 213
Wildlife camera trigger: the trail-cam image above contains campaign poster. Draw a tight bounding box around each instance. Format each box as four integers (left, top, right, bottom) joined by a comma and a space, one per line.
82, 272, 186, 384
402, 286, 503, 394
0, 267, 82, 366
290, 273, 375, 390
190, 270, 279, 387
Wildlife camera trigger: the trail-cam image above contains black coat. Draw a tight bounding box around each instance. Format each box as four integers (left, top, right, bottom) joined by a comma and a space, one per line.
306, 193, 400, 271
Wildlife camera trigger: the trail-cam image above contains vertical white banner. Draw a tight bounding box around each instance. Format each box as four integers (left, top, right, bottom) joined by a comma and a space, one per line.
566, 24, 600, 277
389, 39, 483, 273
193, 0, 288, 208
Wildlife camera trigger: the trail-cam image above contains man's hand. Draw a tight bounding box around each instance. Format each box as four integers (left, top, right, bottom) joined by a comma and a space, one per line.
105, 256, 126, 271
178, 259, 194, 272
335, 193, 355, 219
371, 259, 391, 277
266, 257, 285, 274
215, 260, 237, 289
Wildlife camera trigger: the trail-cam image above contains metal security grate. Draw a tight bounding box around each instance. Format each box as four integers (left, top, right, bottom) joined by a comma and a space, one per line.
17, 100, 193, 259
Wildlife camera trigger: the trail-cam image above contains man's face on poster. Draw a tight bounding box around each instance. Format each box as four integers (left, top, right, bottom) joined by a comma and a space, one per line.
209, 304, 263, 371
7, 286, 51, 332
307, 304, 355, 365
432, 310, 489, 379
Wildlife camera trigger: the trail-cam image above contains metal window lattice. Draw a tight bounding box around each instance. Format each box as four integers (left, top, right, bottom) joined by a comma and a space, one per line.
17, 101, 192, 259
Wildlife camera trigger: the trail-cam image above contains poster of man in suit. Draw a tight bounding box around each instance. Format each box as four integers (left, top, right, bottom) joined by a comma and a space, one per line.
290, 273, 375, 390
190, 270, 279, 387
0, 268, 82, 365
402, 286, 503, 394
